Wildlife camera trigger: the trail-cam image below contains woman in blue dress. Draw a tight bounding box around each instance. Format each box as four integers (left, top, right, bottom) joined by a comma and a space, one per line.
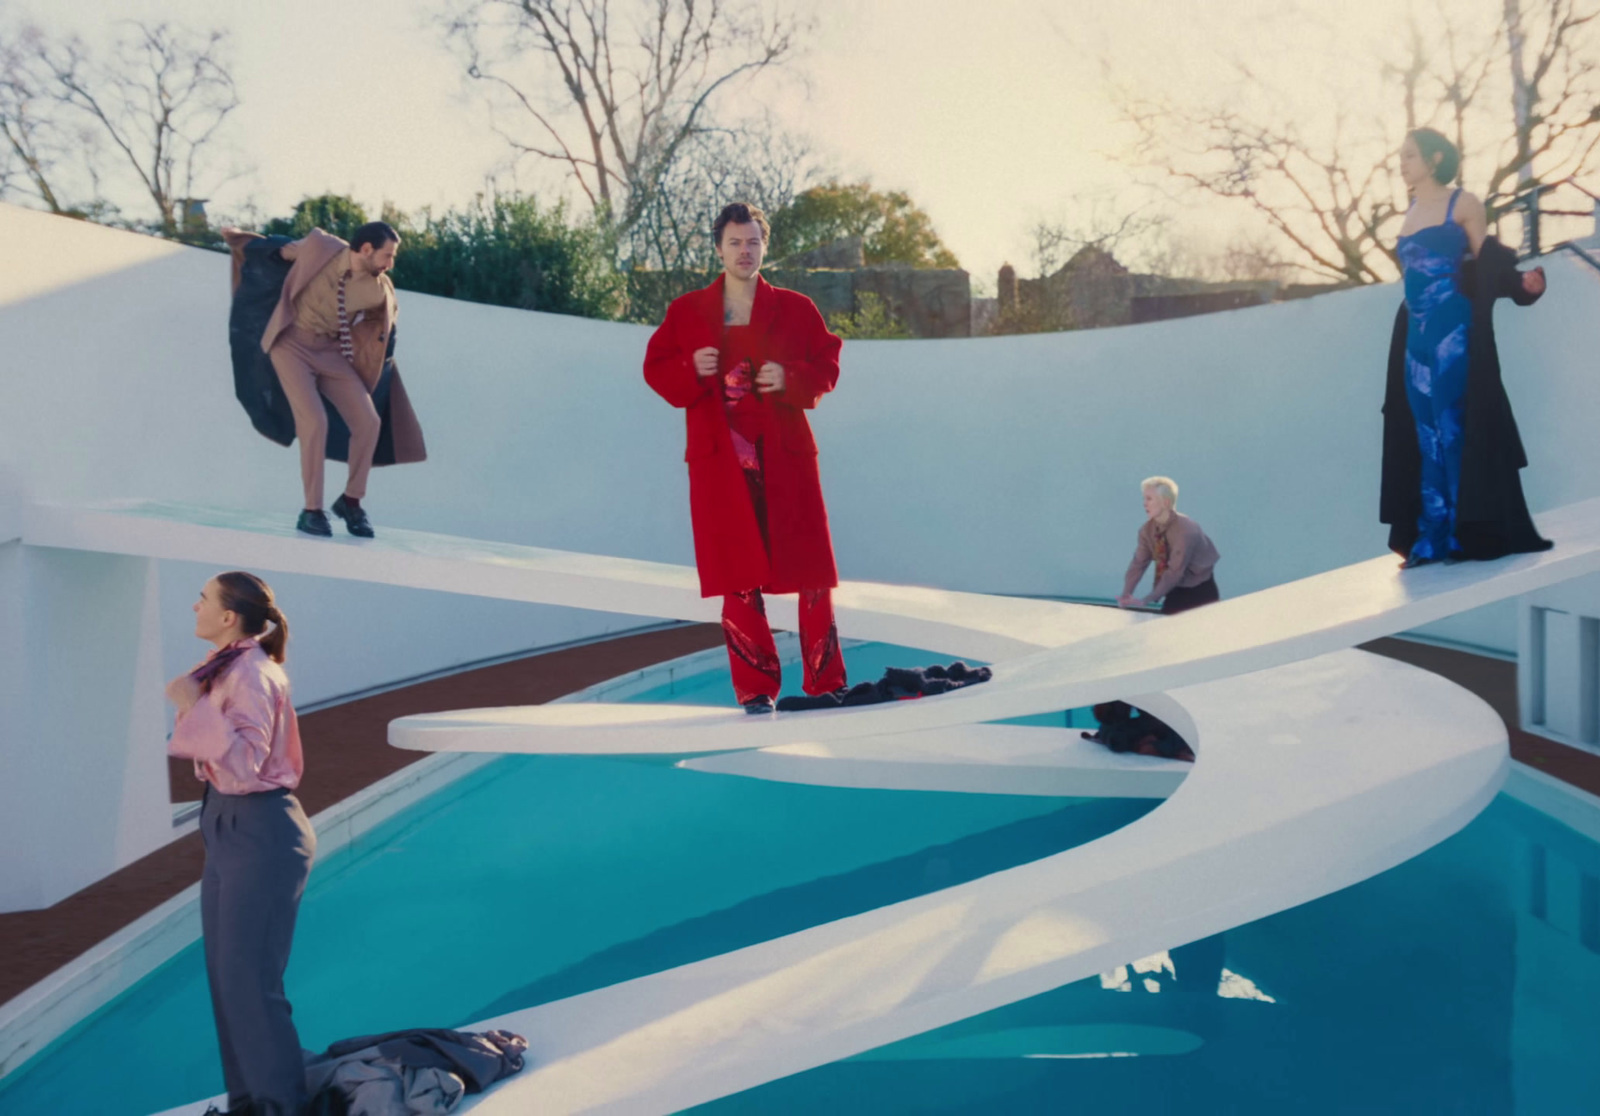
1381, 128, 1550, 566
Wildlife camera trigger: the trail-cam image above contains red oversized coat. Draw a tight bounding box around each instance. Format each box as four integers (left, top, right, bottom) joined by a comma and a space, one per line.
644, 275, 842, 598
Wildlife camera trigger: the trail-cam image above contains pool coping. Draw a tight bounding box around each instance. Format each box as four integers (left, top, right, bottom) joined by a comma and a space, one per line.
1501, 760, 1600, 843
0, 639, 748, 1081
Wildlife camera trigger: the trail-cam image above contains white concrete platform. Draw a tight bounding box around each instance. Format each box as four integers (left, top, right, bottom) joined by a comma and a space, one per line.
678, 722, 1192, 798
155, 647, 1507, 1116
440, 649, 1509, 1114
388, 497, 1600, 755
23, 500, 1140, 662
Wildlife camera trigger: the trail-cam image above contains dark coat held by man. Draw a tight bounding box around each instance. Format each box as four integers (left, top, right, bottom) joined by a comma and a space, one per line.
221, 225, 425, 538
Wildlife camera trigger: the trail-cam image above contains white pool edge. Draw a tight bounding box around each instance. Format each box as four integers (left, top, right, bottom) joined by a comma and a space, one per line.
0, 749, 496, 1078
1502, 760, 1600, 843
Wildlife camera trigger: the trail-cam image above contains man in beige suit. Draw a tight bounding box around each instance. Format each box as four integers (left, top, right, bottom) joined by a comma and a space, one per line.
222, 221, 424, 538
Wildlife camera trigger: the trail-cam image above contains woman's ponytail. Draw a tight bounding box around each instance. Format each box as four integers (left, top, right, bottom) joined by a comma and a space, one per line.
259, 604, 289, 663
214, 571, 289, 663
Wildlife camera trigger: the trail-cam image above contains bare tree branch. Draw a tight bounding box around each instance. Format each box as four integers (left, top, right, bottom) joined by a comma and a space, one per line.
0, 23, 69, 212
444, 0, 806, 239
1113, 0, 1600, 282
1029, 200, 1168, 278
32, 20, 240, 235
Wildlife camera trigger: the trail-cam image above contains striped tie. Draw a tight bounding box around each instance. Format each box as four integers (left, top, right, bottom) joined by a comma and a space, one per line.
336, 269, 355, 365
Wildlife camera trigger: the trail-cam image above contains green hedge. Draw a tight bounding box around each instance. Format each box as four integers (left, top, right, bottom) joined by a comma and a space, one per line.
266, 192, 626, 321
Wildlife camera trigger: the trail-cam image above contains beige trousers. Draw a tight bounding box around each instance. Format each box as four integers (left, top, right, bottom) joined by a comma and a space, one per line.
269, 327, 380, 510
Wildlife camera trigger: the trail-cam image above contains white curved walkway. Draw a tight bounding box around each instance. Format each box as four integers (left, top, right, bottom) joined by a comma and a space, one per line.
446, 649, 1504, 1113
389, 496, 1600, 755
157, 648, 1505, 1116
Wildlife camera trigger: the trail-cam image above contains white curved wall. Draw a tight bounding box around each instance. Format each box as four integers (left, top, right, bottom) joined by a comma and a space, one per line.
3, 202, 1598, 705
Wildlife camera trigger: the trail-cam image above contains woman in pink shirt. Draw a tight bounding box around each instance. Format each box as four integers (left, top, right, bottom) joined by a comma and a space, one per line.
166, 571, 314, 1116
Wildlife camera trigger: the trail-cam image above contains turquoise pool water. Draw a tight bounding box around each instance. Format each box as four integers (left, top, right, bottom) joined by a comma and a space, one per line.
692, 794, 1600, 1115
0, 643, 1142, 1115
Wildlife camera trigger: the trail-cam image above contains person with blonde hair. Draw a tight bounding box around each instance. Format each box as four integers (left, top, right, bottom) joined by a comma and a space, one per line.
1117, 476, 1221, 615
166, 571, 314, 1116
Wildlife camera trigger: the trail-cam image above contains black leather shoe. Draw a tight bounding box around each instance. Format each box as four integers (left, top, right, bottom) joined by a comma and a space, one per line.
296, 509, 332, 537
331, 494, 375, 538
742, 695, 775, 715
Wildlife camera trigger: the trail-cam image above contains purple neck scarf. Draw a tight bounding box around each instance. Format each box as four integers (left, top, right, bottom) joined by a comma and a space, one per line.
189, 642, 253, 694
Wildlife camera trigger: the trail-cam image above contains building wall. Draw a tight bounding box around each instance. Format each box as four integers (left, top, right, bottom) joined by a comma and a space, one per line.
1131, 289, 1272, 324
1014, 250, 1277, 331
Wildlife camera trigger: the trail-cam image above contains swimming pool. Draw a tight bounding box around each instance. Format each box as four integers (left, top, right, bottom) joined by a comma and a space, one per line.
2, 643, 1596, 1115
688, 791, 1600, 1115
0, 643, 1146, 1115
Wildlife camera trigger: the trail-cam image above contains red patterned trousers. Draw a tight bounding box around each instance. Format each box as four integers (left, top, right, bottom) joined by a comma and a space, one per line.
722, 587, 846, 704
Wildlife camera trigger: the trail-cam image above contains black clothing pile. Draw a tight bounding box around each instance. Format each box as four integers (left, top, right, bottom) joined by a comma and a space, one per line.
775, 662, 991, 712
1082, 701, 1194, 762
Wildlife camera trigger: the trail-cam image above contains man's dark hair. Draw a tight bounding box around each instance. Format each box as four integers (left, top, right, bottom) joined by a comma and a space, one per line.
713, 202, 769, 247
351, 221, 401, 253
1409, 128, 1460, 185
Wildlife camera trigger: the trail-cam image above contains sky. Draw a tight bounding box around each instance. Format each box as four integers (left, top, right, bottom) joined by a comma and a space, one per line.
4, 0, 1538, 285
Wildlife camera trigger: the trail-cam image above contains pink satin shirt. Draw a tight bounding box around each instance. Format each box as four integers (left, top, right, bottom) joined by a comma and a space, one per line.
168, 640, 304, 795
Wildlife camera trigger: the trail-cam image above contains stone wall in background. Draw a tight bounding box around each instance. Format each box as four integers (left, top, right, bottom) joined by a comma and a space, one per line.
768, 266, 973, 338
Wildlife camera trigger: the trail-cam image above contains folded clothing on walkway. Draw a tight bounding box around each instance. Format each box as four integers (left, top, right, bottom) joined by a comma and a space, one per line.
305, 1027, 527, 1115
776, 662, 992, 712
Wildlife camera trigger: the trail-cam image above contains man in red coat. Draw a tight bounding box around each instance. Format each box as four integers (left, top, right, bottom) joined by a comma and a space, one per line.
644, 202, 848, 713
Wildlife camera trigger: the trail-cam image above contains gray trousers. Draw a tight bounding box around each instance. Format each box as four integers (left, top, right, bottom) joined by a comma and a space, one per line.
201, 785, 317, 1115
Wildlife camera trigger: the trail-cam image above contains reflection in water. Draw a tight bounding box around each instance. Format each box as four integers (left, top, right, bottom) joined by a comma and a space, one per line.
682, 798, 1600, 1115
1099, 948, 1277, 1002
854, 1024, 1203, 1062
1099, 949, 1177, 993
1218, 968, 1277, 1002
1512, 812, 1600, 1115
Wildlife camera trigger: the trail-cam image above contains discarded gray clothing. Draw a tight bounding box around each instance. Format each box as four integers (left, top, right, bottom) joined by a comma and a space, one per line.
305, 1028, 527, 1115
305, 1051, 462, 1116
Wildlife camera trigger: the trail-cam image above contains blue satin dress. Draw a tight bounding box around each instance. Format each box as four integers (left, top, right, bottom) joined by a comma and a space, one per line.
1396, 189, 1472, 562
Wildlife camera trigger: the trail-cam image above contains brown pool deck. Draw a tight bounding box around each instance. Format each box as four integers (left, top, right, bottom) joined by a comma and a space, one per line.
1, 628, 1598, 1010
